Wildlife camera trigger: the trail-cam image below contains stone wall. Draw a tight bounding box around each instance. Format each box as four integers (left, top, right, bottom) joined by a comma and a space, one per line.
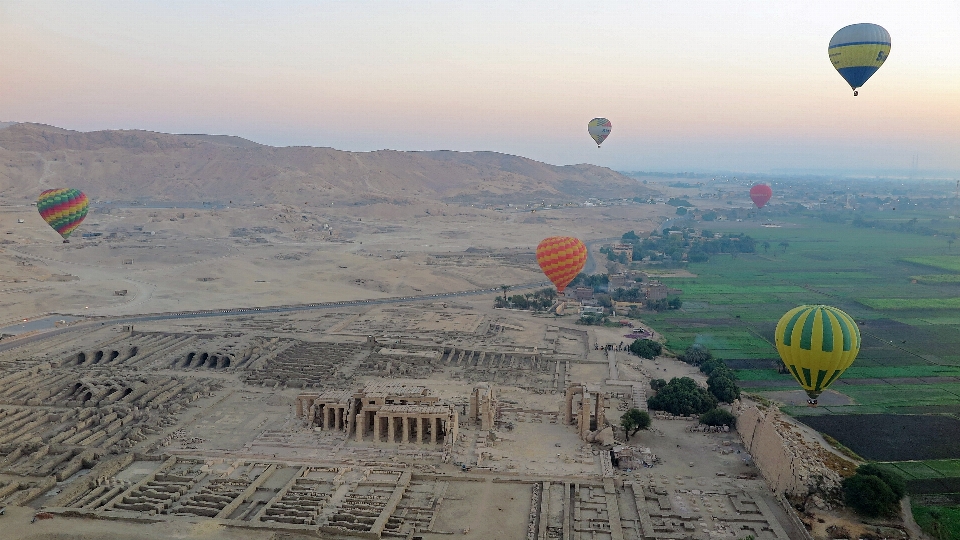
735, 400, 848, 499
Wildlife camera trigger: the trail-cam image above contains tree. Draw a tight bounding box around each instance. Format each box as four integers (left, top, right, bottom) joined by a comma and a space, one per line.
842, 474, 899, 518
629, 339, 662, 359
699, 408, 736, 427
699, 357, 726, 375
707, 368, 741, 403
620, 408, 651, 439
650, 378, 667, 392
679, 344, 713, 366
647, 377, 717, 416
676, 206, 687, 215
667, 297, 683, 309
778, 241, 790, 252
622, 230, 639, 242
762, 241, 770, 253
856, 464, 906, 500
500, 284, 511, 302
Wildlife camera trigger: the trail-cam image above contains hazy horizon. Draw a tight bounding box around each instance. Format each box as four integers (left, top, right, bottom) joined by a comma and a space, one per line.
2, 1, 959, 175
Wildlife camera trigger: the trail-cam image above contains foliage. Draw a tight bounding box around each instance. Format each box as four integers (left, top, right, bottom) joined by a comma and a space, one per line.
856, 463, 906, 499
650, 378, 667, 391
854, 215, 940, 236
615, 228, 756, 264
707, 366, 741, 403
666, 198, 693, 207
646, 297, 682, 312
647, 377, 717, 416
699, 408, 736, 427
621, 230, 639, 242
611, 287, 643, 302
629, 338, 662, 359
841, 463, 906, 518
699, 357, 725, 375
576, 313, 608, 326
494, 288, 556, 311
620, 408, 651, 438
678, 344, 713, 366
569, 273, 609, 291
676, 206, 688, 215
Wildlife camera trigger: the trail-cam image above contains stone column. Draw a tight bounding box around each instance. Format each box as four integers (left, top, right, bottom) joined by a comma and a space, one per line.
387, 415, 395, 443
595, 393, 606, 429
469, 389, 479, 421
430, 417, 438, 444
451, 410, 459, 445
322, 406, 330, 430
356, 412, 364, 442
564, 386, 580, 425
416, 417, 423, 444
296, 397, 304, 417
402, 417, 410, 444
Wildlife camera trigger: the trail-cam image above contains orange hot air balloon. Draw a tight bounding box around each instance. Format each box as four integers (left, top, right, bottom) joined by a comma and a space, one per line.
536, 236, 587, 294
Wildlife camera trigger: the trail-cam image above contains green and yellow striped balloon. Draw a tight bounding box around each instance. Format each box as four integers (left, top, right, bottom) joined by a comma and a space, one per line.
775, 305, 861, 402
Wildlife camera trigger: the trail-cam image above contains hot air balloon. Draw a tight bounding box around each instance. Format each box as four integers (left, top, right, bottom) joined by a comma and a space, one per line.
828, 23, 890, 96
588, 118, 612, 147
775, 305, 861, 406
750, 184, 772, 209
536, 236, 587, 294
37, 188, 89, 242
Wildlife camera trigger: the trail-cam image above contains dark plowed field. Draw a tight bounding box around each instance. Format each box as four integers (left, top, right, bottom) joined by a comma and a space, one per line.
799, 414, 960, 461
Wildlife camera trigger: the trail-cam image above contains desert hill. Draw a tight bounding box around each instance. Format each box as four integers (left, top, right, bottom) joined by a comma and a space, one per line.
0, 123, 653, 206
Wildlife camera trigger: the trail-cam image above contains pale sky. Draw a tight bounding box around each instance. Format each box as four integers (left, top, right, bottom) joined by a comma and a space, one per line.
2, 1, 959, 174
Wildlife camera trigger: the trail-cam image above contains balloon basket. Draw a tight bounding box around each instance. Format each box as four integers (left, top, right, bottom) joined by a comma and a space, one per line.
62, 240, 70, 244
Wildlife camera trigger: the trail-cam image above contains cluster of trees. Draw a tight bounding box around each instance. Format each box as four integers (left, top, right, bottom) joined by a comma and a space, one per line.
853, 215, 949, 238
616, 229, 757, 265
628, 338, 662, 359
645, 345, 740, 426
568, 273, 608, 292
842, 464, 906, 518
647, 377, 717, 416
676, 345, 742, 403
576, 312, 608, 326
494, 287, 556, 311
646, 297, 683, 311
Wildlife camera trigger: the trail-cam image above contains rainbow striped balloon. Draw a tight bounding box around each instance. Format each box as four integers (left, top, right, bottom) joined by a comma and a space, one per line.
536, 236, 587, 294
37, 188, 89, 240
775, 305, 861, 402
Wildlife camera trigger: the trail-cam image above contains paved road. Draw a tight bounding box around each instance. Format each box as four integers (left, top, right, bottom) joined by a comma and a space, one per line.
0, 236, 619, 353
0, 280, 550, 352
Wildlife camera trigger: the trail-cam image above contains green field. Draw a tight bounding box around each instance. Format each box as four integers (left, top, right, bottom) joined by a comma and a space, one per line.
903, 256, 960, 273
632, 212, 960, 523
912, 274, 960, 284
632, 214, 960, 414
860, 298, 960, 310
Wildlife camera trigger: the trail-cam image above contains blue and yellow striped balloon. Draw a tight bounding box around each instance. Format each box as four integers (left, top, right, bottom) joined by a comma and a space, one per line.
775, 305, 861, 402
828, 23, 890, 95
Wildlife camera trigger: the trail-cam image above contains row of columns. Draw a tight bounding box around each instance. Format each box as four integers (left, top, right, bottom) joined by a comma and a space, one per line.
377, 415, 445, 444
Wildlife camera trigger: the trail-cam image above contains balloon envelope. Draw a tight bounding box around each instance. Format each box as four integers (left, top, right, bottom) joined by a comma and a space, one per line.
588, 118, 612, 146
828, 23, 890, 92
37, 188, 89, 240
775, 305, 861, 401
536, 236, 587, 294
750, 184, 773, 208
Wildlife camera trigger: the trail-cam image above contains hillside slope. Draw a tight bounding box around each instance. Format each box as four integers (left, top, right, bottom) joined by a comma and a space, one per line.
0, 123, 652, 205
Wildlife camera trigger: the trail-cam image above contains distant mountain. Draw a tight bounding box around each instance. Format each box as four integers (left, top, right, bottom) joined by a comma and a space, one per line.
0, 123, 654, 205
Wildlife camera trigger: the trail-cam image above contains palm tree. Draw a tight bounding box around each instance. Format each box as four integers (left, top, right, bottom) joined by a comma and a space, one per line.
500, 284, 511, 301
